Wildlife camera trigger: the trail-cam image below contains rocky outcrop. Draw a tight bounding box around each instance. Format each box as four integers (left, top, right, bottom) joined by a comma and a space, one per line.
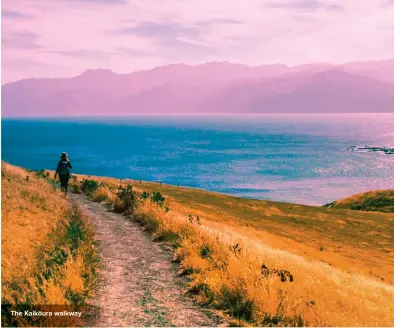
346, 146, 394, 155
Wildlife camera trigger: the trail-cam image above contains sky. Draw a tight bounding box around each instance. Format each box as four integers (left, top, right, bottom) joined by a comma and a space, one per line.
1, 0, 394, 83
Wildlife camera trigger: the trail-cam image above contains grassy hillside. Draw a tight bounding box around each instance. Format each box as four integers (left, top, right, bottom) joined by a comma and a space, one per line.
326, 189, 394, 213
1, 163, 99, 327
65, 172, 394, 327
70, 174, 394, 284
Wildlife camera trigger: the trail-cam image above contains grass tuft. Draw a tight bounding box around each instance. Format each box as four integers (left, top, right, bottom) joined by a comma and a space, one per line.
218, 285, 254, 322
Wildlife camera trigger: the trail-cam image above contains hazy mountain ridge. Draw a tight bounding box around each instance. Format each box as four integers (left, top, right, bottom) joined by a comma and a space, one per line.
2, 59, 394, 116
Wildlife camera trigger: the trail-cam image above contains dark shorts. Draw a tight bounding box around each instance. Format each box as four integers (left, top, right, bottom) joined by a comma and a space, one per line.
59, 173, 70, 186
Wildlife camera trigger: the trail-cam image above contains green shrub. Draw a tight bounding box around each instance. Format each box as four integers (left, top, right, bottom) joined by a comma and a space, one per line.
80, 179, 99, 197
140, 191, 150, 200
116, 184, 137, 213
151, 191, 165, 207
34, 169, 50, 180
200, 245, 212, 259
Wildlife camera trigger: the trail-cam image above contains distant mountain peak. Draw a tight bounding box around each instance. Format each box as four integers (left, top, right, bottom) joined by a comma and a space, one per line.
313, 68, 347, 76
78, 68, 117, 77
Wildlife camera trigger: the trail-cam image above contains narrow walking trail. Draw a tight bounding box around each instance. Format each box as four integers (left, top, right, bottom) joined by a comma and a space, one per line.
71, 194, 222, 327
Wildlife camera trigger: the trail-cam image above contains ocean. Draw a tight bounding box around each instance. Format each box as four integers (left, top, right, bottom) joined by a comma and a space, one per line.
2, 114, 393, 205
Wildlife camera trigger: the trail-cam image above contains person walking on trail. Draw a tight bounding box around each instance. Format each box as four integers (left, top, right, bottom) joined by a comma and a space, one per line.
55, 152, 72, 195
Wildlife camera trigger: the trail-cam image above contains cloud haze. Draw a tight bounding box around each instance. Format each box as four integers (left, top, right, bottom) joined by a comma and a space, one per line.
2, 0, 394, 83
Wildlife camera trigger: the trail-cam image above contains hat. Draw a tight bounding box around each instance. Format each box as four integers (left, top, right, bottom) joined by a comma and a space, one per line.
60, 152, 68, 158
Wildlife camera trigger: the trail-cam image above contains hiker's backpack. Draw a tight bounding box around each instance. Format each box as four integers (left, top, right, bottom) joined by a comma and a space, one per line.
58, 161, 70, 176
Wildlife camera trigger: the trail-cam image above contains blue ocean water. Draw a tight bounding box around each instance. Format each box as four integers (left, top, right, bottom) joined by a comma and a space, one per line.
2, 114, 394, 205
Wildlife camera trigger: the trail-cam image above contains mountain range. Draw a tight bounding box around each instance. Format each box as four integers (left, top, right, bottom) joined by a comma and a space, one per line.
2, 59, 394, 116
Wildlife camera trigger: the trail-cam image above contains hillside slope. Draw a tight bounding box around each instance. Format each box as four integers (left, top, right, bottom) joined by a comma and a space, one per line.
102, 177, 394, 273
1, 163, 99, 327
65, 172, 394, 326
327, 189, 394, 213
69, 173, 394, 285
2, 163, 394, 326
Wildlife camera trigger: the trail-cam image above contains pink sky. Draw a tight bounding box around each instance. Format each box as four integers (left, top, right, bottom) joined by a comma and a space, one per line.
2, 0, 394, 83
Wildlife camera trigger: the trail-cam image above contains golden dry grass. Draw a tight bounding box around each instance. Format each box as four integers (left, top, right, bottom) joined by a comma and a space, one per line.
91, 186, 114, 203
1, 163, 99, 326
68, 173, 394, 285
134, 200, 394, 326
69, 173, 394, 326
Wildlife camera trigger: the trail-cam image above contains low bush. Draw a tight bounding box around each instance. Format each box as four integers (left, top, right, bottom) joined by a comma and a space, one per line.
115, 184, 138, 213
80, 179, 99, 197
140, 191, 150, 200
151, 191, 165, 207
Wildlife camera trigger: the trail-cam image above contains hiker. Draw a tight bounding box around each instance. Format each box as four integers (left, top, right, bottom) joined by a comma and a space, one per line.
55, 152, 72, 195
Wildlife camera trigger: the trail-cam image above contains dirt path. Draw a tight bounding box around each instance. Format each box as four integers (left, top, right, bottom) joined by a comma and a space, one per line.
71, 194, 222, 327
